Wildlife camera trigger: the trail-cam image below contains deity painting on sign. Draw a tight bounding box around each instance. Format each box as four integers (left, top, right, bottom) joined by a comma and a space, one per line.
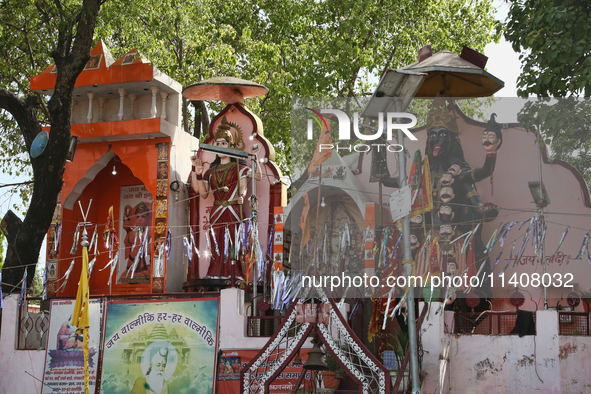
314, 198, 364, 276
118, 185, 154, 283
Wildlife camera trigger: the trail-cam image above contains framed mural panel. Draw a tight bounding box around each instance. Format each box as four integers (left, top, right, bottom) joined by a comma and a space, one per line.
118, 185, 154, 284
217, 349, 312, 394
99, 298, 219, 394
41, 298, 104, 394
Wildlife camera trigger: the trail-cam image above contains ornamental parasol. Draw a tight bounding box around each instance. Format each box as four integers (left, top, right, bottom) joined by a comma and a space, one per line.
401, 46, 504, 98
183, 76, 269, 103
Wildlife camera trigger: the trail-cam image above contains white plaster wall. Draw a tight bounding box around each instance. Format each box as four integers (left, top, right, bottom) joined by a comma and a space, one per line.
72, 89, 180, 127
558, 335, 591, 393
166, 124, 200, 291
219, 288, 274, 350
0, 295, 45, 394
417, 308, 591, 393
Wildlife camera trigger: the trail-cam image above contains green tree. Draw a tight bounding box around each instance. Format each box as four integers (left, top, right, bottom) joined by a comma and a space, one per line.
97, 0, 500, 172
0, 0, 105, 293
0, 0, 499, 291
505, 0, 591, 97
505, 1, 591, 187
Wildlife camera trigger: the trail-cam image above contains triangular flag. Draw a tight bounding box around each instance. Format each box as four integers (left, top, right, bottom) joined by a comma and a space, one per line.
307, 108, 332, 174
299, 192, 311, 249
72, 244, 90, 394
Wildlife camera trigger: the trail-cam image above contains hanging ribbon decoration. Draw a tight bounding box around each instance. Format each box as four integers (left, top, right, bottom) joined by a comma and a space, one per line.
87, 256, 97, 279
461, 223, 480, 254
511, 217, 535, 268
89, 225, 98, 256
70, 224, 81, 255
499, 241, 517, 275
382, 288, 396, 329
575, 231, 590, 260
257, 243, 265, 284
165, 229, 172, 260
235, 223, 243, 260
484, 222, 507, 255
183, 236, 193, 267
189, 230, 201, 259
223, 226, 231, 263
270, 271, 279, 309
379, 226, 391, 268
489, 249, 504, 274
389, 233, 403, 261
42, 264, 49, 301
18, 269, 27, 309
55, 221, 62, 252
210, 226, 220, 256
484, 227, 498, 254
245, 215, 253, 253
450, 230, 471, 246
500, 221, 518, 247
265, 219, 276, 285
551, 227, 569, 258
340, 223, 351, 266
129, 227, 149, 279
205, 228, 212, 258
156, 241, 165, 277
99, 254, 120, 286
56, 259, 76, 293
103, 206, 118, 258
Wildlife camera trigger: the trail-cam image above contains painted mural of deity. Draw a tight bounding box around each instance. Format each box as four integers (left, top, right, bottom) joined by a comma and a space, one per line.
310, 198, 364, 277
420, 99, 502, 303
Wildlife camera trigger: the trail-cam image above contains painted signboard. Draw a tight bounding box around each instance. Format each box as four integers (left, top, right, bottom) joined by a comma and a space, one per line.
42, 299, 103, 394
99, 298, 219, 394
217, 349, 312, 394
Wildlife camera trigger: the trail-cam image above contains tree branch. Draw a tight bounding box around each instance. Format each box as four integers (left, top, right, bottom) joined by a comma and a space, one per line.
0, 89, 41, 145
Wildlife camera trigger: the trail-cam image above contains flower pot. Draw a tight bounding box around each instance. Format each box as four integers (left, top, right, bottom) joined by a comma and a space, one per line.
390, 369, 410, 393
322, 371, 341, 390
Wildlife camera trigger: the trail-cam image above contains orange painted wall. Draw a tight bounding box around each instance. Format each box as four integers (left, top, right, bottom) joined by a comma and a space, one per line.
57, 138, 169, 297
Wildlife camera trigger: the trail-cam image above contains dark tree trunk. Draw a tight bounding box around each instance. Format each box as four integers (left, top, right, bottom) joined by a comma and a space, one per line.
0, 0, 104, 295
191, 100, 209, 139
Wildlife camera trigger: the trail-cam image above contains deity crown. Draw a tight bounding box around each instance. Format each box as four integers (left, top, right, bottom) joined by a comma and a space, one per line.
426, 97, 458, 134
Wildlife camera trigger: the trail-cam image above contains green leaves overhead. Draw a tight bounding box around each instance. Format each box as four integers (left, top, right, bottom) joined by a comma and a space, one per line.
96, 0, 499, 172
505, 1, 591, 187
505, 0, 591, 97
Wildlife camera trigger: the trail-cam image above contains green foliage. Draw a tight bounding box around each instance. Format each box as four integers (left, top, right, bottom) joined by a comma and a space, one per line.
517, 98, 591, 187
324, 351, 344, 373
505, 0, 591, 97
96, 0, 500, 173
385, 330, 409, 370
31, 262, 44, 297
506, 0, 591, 188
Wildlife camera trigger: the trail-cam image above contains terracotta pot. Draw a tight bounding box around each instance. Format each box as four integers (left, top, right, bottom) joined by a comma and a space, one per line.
322, 371, 341, 389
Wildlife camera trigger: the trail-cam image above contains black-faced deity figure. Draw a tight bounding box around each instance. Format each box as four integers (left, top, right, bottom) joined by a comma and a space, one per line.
424, 99, 502, 302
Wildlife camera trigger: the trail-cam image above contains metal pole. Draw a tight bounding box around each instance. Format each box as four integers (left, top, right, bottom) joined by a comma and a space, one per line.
251, 155, 258, 316
396, 101, 420, 393
538, 144, 548, 310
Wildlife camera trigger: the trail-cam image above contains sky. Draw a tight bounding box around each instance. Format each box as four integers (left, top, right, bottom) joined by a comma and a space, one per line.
0, 0, 523, 266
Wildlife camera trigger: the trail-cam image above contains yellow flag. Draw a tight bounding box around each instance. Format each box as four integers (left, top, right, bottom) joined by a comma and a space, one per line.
72, 245, 90, 394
